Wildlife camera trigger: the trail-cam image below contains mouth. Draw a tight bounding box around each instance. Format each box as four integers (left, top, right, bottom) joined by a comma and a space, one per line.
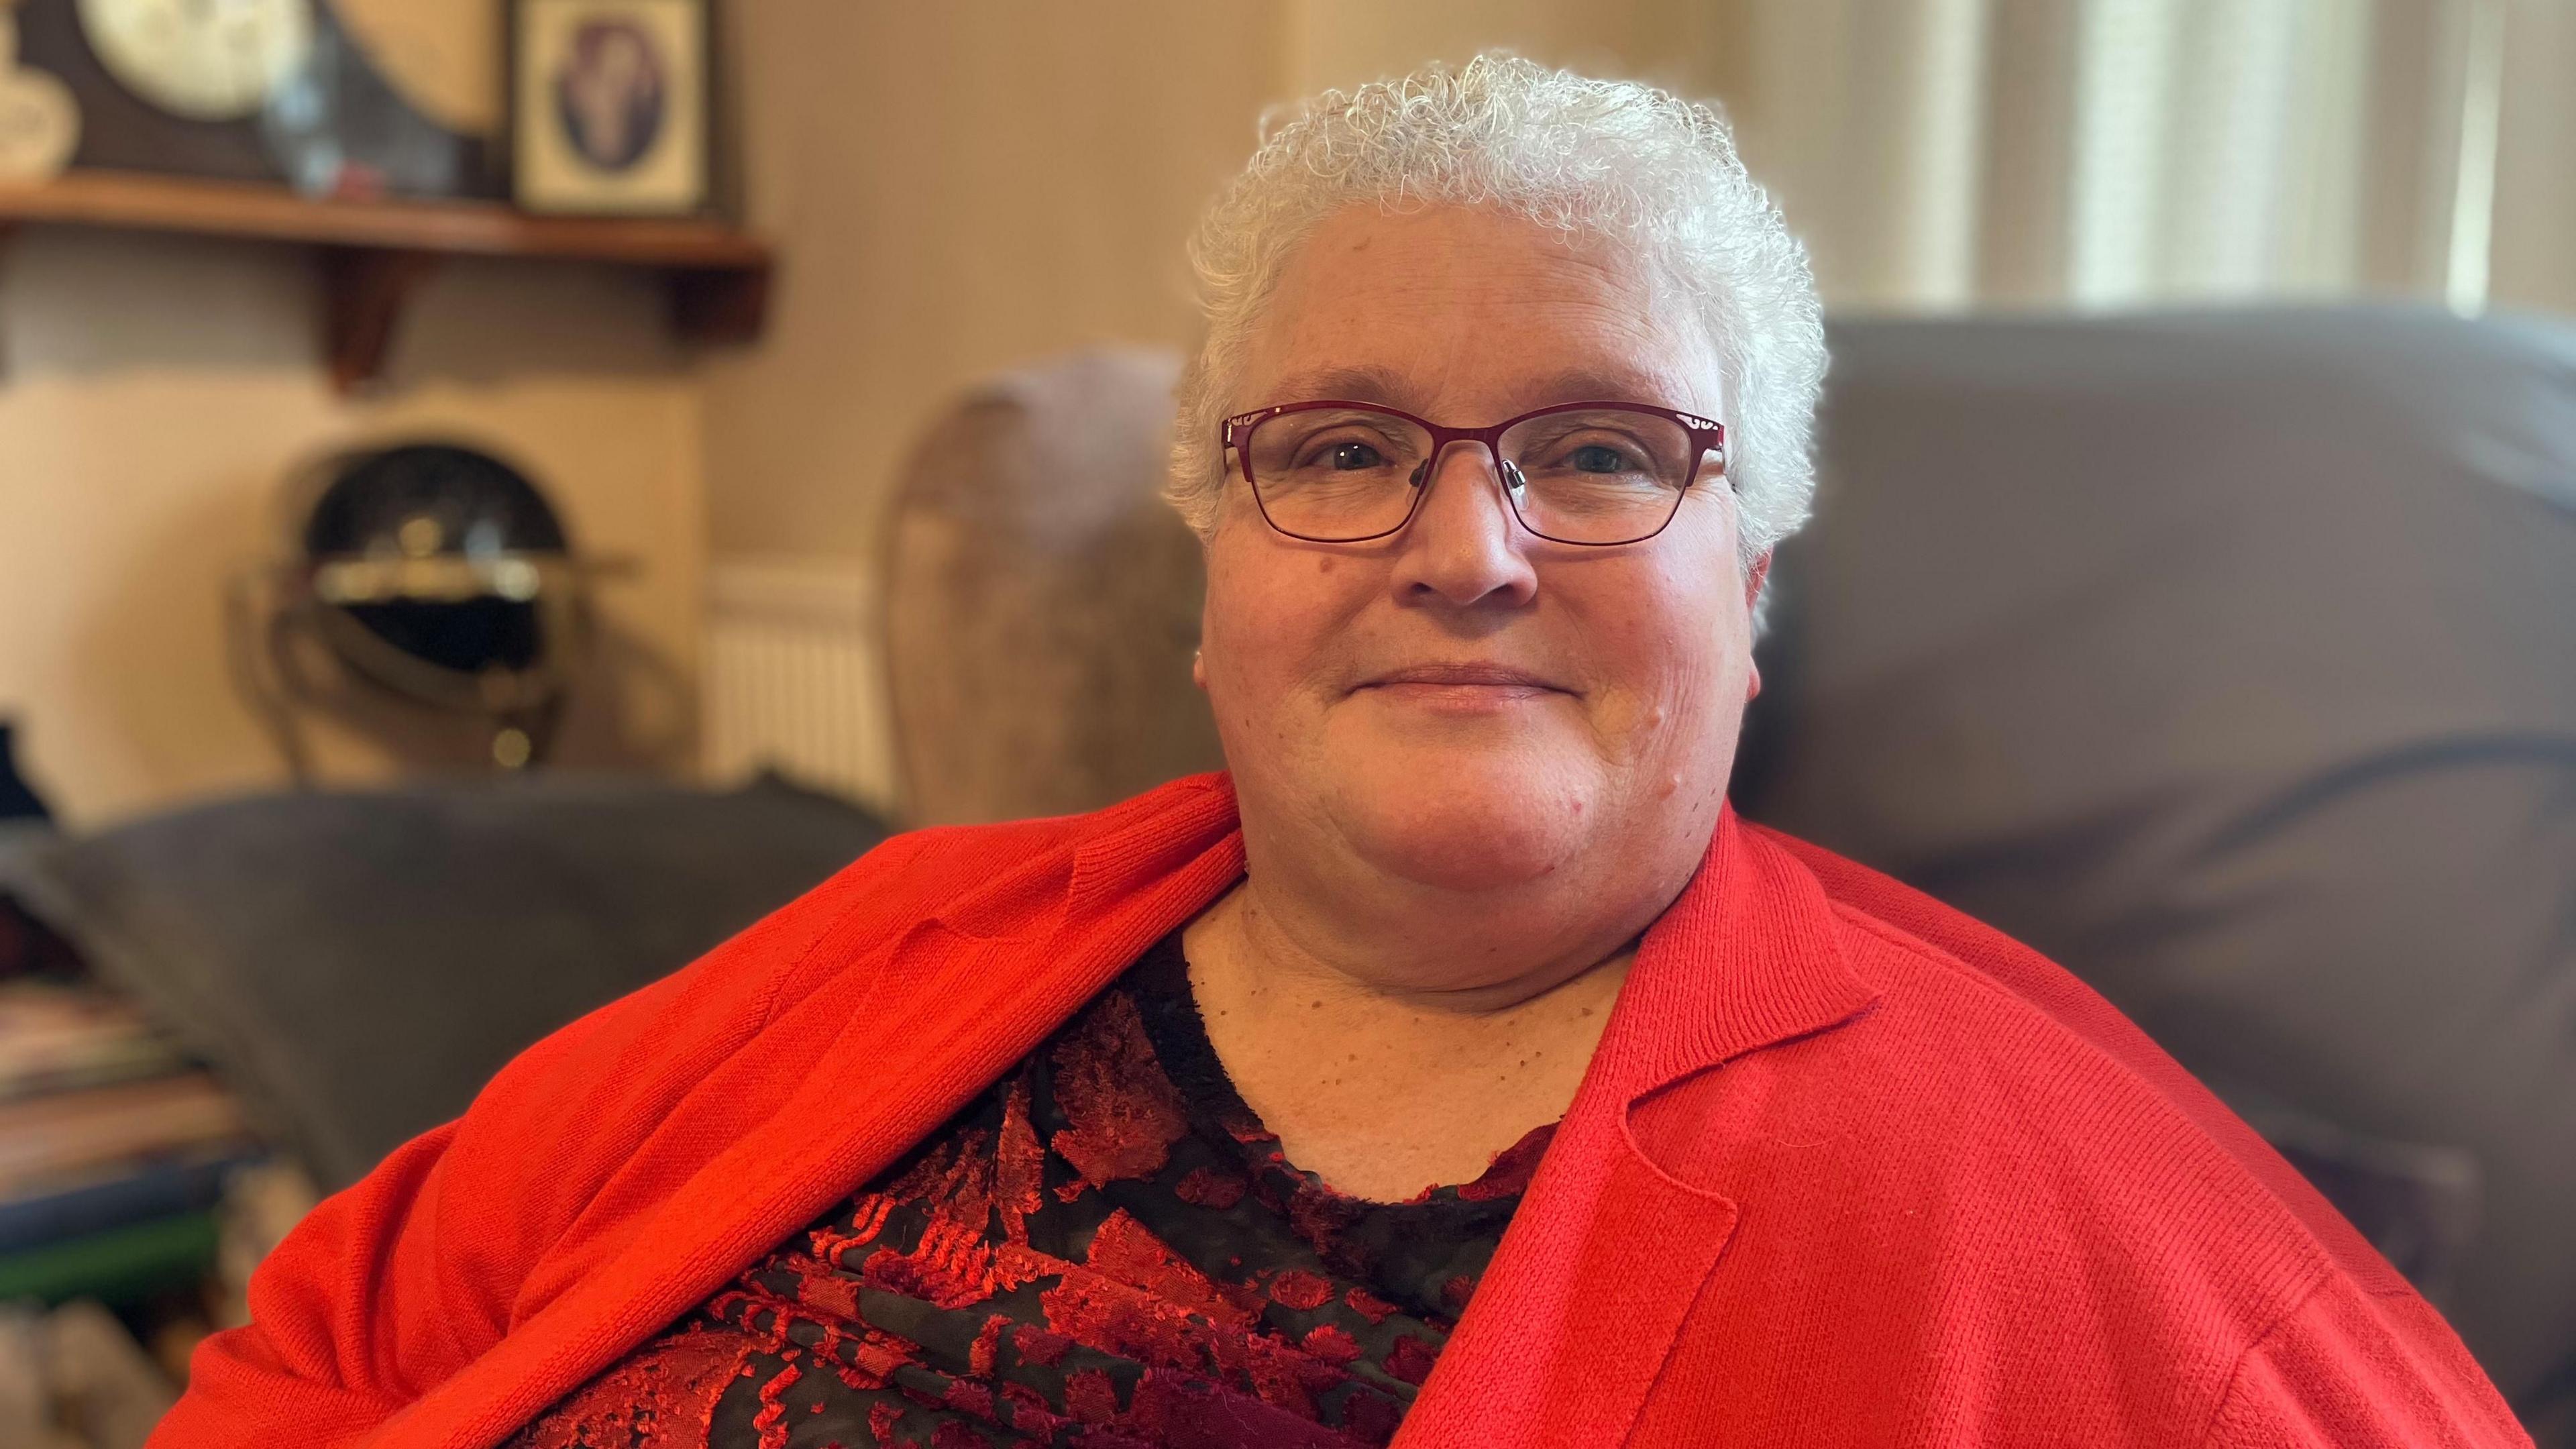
1352, 662, 1571, 703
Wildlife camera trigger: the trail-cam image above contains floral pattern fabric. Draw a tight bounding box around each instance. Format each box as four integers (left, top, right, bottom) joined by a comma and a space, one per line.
509, 933, 1549, 1448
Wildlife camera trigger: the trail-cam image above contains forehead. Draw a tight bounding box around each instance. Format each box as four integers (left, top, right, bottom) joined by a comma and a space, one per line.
1239, 203, 1723, 422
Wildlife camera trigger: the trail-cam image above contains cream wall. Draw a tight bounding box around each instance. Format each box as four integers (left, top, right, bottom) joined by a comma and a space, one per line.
0, 229, 706, 826
700, 0, 1277, 559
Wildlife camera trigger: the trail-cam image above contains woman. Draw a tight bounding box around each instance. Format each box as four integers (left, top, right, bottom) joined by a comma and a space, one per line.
155, 57, 2524, 1448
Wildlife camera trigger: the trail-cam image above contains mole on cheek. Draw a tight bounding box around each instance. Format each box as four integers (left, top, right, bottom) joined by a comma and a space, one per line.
1318, 555, 1336, 574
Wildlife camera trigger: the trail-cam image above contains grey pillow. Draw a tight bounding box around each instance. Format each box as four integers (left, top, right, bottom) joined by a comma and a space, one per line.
0, 774, 888, 1189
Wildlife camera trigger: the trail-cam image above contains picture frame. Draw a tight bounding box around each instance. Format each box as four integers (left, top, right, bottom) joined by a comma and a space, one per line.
508, 0, 707, 216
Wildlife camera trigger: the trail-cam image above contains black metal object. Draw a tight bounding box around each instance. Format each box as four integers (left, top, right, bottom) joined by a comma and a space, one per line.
233, 439, 620, 777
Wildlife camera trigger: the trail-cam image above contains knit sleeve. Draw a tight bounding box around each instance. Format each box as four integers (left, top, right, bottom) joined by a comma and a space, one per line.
2202, 1277, 2533, 1448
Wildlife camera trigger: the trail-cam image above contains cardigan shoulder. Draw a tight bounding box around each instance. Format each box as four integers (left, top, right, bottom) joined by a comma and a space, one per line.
1762, 822, 2399, 1281
1701, 833, 2391, 1362
1803, 830, 2400, 1293
737, 774, 1240, 1023
1627, 827, 2520, 1442
2200, 1271, 2533, 1447
505, 773, 1245, 1290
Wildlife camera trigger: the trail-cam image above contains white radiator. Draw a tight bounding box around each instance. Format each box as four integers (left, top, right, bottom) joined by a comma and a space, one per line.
702, 557, 901, 814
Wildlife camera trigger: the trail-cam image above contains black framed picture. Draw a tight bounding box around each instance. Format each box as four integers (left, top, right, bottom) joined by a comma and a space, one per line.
509, 0, 706, 215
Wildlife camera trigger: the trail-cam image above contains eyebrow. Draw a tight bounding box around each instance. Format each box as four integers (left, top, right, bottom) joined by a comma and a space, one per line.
1527, 366, 1696, 413
1262, 364, 1424, 411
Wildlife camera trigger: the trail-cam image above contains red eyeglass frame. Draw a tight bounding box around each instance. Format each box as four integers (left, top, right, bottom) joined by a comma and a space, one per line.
1219, 398, 1729, 545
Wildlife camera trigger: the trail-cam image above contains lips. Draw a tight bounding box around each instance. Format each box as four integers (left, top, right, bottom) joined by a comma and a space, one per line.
1355, 662, 1569, 694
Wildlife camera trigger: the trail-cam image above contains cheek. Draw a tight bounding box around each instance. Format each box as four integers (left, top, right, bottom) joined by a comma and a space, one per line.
1201, 533, 1359, 704
1628, 511, 1755, 702
1573, 561, 1748, 752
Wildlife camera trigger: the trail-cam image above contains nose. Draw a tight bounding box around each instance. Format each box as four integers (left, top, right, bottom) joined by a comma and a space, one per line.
1389, 441, 1540, 609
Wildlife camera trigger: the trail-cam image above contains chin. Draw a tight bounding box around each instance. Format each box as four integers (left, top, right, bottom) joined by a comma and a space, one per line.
1320, 742, 1599, 892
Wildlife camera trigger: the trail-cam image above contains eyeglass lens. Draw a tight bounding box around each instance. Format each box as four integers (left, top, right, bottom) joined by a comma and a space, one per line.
1244, 407, 1699, 544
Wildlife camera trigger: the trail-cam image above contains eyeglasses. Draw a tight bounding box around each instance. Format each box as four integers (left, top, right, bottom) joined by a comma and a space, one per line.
1222, 399, 1726, 546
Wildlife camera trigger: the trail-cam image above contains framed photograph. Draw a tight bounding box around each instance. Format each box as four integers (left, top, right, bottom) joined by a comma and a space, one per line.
509, 0, 706, 215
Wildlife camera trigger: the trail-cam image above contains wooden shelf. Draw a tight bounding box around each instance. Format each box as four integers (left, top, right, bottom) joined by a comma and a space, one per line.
0, 170, 772, 390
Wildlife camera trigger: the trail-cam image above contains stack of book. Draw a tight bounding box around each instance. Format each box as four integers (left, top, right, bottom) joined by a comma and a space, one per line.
0, 976, 259, 1307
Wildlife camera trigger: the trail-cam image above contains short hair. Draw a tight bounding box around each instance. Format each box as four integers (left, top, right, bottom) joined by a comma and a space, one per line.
1166, 53, 1827, 567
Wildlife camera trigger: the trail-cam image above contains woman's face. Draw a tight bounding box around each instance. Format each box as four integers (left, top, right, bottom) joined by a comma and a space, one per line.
1200, 203, 1764, 902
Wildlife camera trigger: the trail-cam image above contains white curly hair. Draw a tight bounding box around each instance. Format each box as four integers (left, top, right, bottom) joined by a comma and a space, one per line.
1166, 53, 1827, 568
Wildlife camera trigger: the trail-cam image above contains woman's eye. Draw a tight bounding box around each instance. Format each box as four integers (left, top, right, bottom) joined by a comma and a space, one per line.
1569, 443, 1634, 473
1328, 441, 1385, 470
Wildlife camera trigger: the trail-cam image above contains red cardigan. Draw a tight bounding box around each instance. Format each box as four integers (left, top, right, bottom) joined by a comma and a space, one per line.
152, 774, 2527, 1447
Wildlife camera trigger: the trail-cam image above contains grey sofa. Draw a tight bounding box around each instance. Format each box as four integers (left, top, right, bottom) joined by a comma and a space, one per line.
883, 311, 2576, 1440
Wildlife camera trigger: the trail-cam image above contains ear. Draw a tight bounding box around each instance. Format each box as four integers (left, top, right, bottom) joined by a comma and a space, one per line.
1743, 551, 1772, 702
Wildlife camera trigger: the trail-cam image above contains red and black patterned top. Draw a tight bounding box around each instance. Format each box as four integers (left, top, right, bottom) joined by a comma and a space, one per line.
509, 932, 1552, 1449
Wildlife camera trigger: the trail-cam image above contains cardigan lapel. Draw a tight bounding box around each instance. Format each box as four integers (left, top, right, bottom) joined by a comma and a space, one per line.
1397, 808, 1881, 1448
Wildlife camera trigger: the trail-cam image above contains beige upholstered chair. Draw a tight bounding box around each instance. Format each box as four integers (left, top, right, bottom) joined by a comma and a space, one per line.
881, 347, 1223, 825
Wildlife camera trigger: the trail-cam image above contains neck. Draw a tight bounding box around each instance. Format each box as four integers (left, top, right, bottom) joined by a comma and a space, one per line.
1178, 829, 1677, 1199
1208, 806, 1706, 1016
1210, 867, 1641, 1018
